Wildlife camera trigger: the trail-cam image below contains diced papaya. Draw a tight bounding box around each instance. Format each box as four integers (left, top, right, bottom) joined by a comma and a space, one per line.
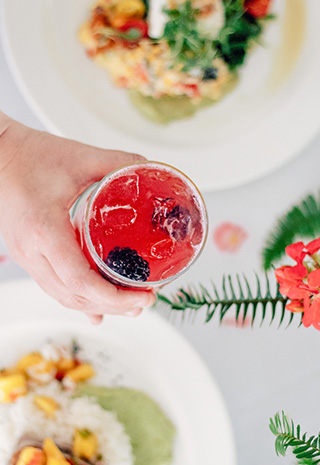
0, 373, 27, 403
34, 395, 59, 417
73, 429, 98, 460
64, 363, 95, 383
16, 446, 45, 465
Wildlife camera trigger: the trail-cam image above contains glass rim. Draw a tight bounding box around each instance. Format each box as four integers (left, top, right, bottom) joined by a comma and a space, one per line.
83, 160, 208, 288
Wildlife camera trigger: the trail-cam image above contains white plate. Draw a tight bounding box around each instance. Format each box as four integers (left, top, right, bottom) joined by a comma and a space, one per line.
2, 0, 319, 191
0, 278, 236, 465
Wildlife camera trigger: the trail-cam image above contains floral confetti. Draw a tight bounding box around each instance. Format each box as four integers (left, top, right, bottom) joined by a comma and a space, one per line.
213, 222, 248, 253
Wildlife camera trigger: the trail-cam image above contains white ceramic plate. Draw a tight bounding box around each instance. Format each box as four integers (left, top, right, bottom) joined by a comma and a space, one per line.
0, 278, 236, 465
2, 0, 319, 191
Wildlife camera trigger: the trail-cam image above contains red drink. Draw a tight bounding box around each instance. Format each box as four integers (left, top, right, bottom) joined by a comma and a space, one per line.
71, 162, 207, 289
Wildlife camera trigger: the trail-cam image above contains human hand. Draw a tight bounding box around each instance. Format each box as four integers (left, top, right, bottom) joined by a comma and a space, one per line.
0, 114, 155, 324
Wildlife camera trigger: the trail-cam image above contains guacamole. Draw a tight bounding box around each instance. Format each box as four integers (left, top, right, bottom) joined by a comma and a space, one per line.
75, 384, 176, 465
129, 90, 215, 124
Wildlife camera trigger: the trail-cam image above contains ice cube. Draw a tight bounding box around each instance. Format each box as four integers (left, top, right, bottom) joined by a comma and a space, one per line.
99, 205, 137, 233
150, 238, 174, 259
162, 205, 191, 241
105, 175, 139, 205
151, 197, 175, 229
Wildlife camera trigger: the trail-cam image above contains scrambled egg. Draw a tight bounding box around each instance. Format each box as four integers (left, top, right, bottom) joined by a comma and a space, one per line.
79, 0, 234, 101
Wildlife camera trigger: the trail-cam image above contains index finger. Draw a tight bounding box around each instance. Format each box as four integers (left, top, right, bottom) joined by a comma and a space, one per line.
42, 216, 156, 310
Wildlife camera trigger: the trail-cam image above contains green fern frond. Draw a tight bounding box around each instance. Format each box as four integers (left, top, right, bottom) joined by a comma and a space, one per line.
270, 412, 320, 464
157, 272, 296, 327
263, 193, 320, 270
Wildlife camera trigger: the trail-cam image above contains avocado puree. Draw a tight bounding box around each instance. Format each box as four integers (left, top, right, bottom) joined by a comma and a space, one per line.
129, 90, 214, 124
75, 384, 176, 465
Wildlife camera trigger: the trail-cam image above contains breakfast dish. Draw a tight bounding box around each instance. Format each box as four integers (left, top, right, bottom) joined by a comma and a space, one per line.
0, 341, 175, 465
79, 0, 273, 122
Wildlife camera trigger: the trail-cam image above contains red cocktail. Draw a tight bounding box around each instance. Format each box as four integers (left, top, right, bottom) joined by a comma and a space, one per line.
71, 162, 207, 289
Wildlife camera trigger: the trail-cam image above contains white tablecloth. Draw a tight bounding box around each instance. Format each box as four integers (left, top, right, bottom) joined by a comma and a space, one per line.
1, 8, 320, 464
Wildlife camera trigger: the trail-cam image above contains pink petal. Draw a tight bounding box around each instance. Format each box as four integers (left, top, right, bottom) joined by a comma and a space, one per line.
213, 222, 248, 253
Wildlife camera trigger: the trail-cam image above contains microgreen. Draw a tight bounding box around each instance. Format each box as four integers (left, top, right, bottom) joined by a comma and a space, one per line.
161, 0, 271, 73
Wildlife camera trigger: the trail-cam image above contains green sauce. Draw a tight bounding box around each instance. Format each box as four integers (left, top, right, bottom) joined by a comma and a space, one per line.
129, 91, 214, 124
75, 384, 176, 465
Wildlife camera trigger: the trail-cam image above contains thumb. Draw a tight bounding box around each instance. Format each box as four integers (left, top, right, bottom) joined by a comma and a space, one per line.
79, 145, 147, 181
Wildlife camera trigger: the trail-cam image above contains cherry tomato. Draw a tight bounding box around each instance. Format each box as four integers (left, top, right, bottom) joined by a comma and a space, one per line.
245, 0, 272, 18
118, 19, 149, 42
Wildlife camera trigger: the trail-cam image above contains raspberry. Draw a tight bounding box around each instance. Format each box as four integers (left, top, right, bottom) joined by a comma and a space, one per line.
106, 247, 150, 282
162, 205, 191, 241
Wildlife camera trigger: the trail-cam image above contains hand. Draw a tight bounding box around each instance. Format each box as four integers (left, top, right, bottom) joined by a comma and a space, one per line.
0, 114, 155, 324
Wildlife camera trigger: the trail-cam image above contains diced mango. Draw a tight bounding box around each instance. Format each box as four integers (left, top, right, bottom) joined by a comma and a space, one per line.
65, 363, 95, 383
46, 459, 69, 465
34, 395, 59, 417
16, 352, 44, 371
56, 358, 75, 373
73, 429, 98, 460
113, 0, 145, 18
43, 439, 69, 464
16, 447, 45, 465
0, 373, 27, 403
16, 352, 56, 383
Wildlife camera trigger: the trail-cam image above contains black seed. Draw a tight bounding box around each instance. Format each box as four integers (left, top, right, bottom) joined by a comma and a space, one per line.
203, 67, 218, 81
105, 247, 150, 282
162, 205, 191, 241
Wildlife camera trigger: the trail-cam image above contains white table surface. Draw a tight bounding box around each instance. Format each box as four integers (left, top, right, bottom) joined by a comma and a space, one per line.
1, 6, 320, 464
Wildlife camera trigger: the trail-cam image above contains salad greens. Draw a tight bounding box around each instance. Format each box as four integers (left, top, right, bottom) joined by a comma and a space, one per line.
162, 0, 271, 73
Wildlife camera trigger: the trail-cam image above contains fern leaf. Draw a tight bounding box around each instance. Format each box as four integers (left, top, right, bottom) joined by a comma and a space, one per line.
262, 193, 320, 270
270, 412, 320, 464
157, 272, 296, 328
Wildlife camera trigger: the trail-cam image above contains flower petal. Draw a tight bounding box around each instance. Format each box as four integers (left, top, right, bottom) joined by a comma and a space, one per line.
285, 242, 307, 263
306, 237, 320, 255
307, 269, 320, 289
302, 297, 320, 330
285, 300, 304, 313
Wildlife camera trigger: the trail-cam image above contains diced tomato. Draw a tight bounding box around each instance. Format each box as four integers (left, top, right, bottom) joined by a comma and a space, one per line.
182, 84, 201, 99
245, 0, 272, 18
118, 19, 148, 42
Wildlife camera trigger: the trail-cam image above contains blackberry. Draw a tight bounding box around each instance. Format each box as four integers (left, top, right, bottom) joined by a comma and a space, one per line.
106, 247, 150, 282
163, 205, 191, 241
203, 67, 218, 81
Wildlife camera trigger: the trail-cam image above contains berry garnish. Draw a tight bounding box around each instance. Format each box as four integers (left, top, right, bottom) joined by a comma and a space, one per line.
203, 67, 218, 81
106, 247, 150, 282
163, 205, 191, 241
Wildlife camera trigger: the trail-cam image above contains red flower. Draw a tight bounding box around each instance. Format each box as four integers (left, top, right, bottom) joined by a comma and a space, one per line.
275, 239, 320, 330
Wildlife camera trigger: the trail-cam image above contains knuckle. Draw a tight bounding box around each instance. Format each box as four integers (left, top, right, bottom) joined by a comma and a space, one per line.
67, 277, 87, 295
62, 294, 89, 310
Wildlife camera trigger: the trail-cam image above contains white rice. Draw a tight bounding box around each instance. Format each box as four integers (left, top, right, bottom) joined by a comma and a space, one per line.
0, 381, 134, 465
